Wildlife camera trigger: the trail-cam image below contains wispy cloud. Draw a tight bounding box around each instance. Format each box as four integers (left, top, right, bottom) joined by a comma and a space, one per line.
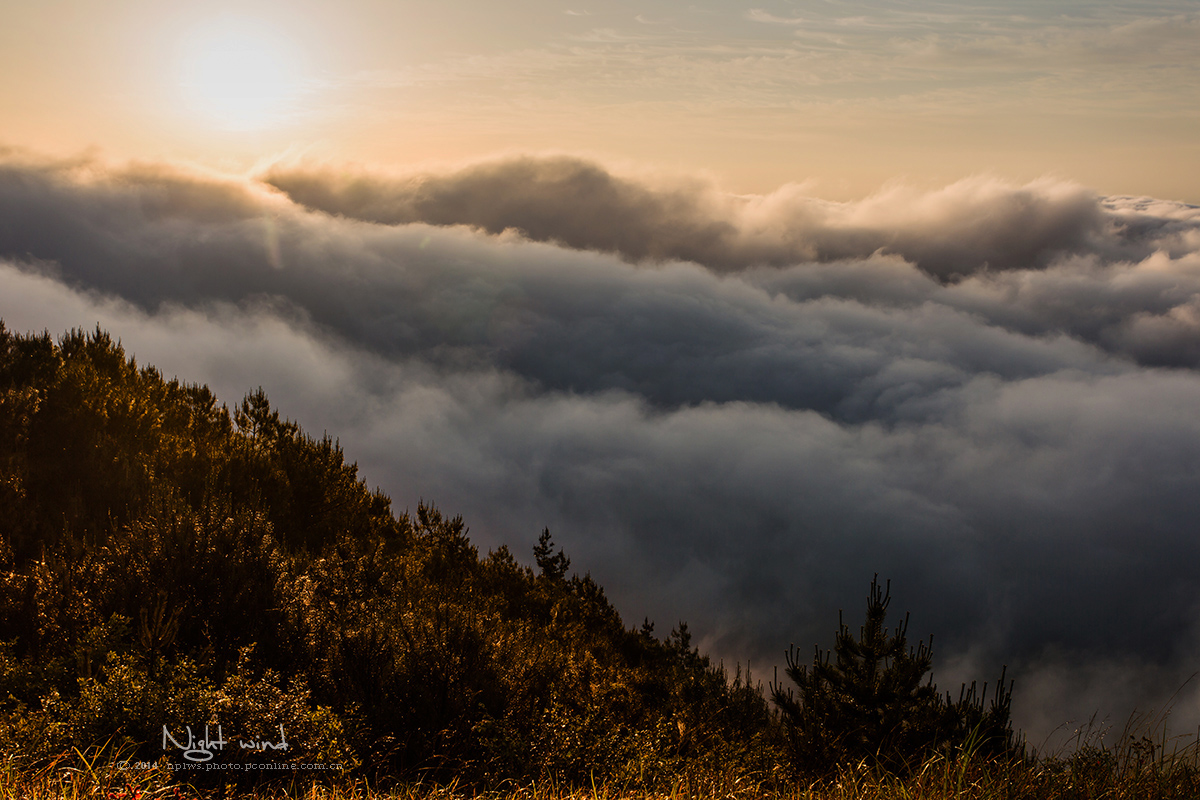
323, 5, 1200, 124
747, 9, 804, 26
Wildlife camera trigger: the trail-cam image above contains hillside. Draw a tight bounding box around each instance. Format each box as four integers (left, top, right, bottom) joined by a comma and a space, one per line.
0, 321, 774, 786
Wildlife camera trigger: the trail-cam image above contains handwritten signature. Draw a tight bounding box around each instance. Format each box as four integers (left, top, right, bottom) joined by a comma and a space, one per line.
162, 724, 289, 762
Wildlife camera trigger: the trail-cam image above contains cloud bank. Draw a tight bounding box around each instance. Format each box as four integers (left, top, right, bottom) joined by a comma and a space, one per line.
4, 151, 1200, 746
262, 156, 1120, 279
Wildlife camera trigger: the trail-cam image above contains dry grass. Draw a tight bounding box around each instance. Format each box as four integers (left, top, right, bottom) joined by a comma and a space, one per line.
7, 715, 1200, 800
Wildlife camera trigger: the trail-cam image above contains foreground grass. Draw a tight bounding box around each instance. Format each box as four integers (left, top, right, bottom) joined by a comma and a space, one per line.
7, 714, 1200, 800
7, 758, 1200, 800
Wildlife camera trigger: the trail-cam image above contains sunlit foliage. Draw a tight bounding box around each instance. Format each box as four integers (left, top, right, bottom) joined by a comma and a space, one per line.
0, 321, 774, 787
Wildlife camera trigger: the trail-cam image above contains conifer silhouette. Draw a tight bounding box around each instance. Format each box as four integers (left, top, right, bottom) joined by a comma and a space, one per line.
533, 528, 570, 580
772, 575, 1013, 774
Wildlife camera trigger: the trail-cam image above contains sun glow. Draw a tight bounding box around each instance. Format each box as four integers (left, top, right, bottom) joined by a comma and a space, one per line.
180, 23, 305, 131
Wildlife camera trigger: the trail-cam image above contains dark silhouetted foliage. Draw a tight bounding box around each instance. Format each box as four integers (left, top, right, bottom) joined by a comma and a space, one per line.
533, 527, 570, 581
772, 575, 1017, 776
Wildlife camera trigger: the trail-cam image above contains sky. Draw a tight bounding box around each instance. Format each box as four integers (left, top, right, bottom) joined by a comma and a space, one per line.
2, 0, 1200, 748
2, 0, 1199, 198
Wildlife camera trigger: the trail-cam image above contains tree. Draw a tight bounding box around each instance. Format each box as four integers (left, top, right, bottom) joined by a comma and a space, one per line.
533, 528, 570, 581
772, 576, 1015, 775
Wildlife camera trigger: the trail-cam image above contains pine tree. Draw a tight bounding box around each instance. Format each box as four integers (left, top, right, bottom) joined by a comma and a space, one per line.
772, 576, 949, 773
533, 528, 570, 581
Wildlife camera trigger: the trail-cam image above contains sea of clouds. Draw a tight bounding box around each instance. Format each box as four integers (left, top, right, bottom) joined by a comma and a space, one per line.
3, 150, 1200, 747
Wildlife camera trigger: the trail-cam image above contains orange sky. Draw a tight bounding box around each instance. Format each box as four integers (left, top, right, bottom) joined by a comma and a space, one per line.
2, 0, 1198, 200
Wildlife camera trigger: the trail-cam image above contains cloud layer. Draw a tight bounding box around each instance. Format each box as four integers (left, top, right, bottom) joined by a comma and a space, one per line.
263, 156, 1119, 278
4, 152, 1200, 745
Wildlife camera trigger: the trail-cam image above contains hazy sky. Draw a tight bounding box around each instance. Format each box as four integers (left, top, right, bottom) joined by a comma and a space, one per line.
2, 0, 1198, 199
3, 0, 1200, 748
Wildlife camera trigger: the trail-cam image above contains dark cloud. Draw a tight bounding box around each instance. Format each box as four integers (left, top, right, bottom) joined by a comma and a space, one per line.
4, 152, 1200, 744
261, 155, 1198, 280
258, 155, 1200, 370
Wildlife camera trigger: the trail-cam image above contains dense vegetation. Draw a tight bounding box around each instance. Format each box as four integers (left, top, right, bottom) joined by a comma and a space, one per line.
0, 322, 774, 787
0, 321, 1059, 796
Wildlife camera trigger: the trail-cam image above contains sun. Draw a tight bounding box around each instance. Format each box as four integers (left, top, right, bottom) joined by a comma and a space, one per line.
180, 23, 305, 131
